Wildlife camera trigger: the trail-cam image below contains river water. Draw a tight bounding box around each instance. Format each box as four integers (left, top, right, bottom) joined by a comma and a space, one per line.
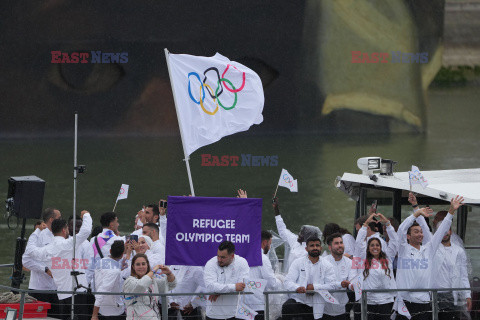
0, 86, 479, 288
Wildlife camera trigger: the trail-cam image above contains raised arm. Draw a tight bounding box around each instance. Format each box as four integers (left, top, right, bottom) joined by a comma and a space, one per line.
354, 214, 375, 259
427, 196, 463, 258
416, 215, 433, 243
376, 213, 399, 259
273, 198, 300, 247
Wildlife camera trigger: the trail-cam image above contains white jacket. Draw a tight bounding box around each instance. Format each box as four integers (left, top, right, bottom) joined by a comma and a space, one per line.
123, 274, 176, 320
203, 254, 250, 319
23, 228, 56, 290
323, 255, 352, 316
394, 213, 452, 303
284, 255, 337, 319
275, 216, 307, 271
94, 257, 125, 316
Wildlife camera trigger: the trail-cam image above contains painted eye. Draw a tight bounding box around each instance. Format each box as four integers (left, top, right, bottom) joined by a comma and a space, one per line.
48, 53, 125, 93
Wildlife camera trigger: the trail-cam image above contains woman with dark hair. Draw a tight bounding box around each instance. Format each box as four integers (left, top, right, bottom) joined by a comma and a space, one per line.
123, 253, 176, 320
349, 215, 396, 320
323, 223, 356, 257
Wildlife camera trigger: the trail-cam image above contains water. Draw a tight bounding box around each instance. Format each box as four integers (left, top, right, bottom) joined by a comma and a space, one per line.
0, 86, 479, 288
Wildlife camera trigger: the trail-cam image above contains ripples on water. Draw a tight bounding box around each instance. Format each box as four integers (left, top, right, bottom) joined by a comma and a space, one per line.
0, 87, 479, 287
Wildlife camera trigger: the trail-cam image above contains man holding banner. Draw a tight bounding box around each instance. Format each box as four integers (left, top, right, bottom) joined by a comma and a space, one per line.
204, 241, 250, 320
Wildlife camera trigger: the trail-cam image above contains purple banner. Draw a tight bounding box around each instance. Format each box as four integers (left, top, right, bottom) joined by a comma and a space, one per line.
165, 196, 262, 266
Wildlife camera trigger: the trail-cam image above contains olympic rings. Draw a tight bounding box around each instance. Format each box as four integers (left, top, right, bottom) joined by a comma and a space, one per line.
283, 174, 294, 187
221, 64, 246, 93
203, 67, 223, 99
238, 307, 253, 316
247, 281, 262, 289
187, 64, 245, 115
199, 84, 219, 115
188, 72, 204, 105
216, 78, 237, 110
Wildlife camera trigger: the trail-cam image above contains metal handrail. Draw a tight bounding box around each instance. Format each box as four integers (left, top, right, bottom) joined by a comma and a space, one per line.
1, 284, 478, 320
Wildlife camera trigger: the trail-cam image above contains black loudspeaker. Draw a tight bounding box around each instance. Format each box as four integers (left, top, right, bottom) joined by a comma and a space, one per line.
7, 176, 45, 219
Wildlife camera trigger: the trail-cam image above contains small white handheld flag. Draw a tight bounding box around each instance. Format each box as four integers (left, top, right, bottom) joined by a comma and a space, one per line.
350, 274, 363, 301
315, 290, 339, 304
278, 169, 298, 192
117, 184, 129, 201
408, 165, 428, 189
392, 297, 411, 319
235, 300, 258, 320
244, 278, 266, 298
166, 51, 264, 156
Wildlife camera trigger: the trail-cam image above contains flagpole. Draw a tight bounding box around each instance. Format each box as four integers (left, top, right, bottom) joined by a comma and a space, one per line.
273, 184, 279, 198
164, 48, 195, 196
113, 199, 118, 212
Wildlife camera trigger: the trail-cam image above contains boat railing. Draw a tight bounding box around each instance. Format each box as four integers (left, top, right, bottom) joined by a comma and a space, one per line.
0, 284, 479, 320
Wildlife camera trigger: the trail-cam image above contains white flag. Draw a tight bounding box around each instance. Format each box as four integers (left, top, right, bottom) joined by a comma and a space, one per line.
278, 169, 298, 192
315, 290, 339, 304
409, 165, 428, 189
167, 51, 264, 156
116, 184, 129, 201
235, 300, 258, 320
352, 274, 363, 301
244, 278, 266, 298
392, 297, 411, 319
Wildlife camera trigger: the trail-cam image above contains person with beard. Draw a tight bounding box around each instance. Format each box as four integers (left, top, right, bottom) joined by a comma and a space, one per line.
322, 224, 356, 258
395, 196, 464, 320
322, 233, 352, 320
245, 230, 280, 320
27, 211, 92, 320
429, 211, 471, 319
273, 198, 322, 271
283, 237, 336, 320
203, 241, 250, 320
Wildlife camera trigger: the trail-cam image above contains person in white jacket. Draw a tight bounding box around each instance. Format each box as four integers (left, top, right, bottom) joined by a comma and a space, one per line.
92, 240, 127, 320
123, 253, 176, 320
394, 196, 464, 320
27, 210, 92, 320
349, 214, 397, 320
203, 240, 250, 320
282, 237, 337, 320
407, 192, 472, 316
245, 230, 281, 320
272, 198, 322, 272
323, 233, 352, 320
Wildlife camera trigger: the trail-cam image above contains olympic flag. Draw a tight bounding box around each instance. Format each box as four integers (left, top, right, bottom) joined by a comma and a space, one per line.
113, 184, 129, 211
165, 51, 264, 156
278, 169, 298, 192
116, 184, 129, 201
408, 165, 428, 190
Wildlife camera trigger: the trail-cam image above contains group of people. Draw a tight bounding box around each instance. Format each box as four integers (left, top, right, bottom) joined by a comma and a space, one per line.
20, 190, 473, 320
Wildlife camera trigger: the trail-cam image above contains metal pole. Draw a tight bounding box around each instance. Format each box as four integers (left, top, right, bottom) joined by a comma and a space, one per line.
264, 292, 270, 320
71, 112, 78, 320
361, 290, 367, 320
164, 48, 195, 196
161, 294, 168, 320
432, 290, 438, 320
18, 291, 26, 320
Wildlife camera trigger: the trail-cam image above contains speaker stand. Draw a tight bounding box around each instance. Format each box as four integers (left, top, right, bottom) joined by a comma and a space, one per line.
11, 218, 27, 289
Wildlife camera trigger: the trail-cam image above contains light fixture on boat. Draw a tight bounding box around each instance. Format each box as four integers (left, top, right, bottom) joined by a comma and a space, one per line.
380, 159, 397, 176
357, 157, 381, 175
